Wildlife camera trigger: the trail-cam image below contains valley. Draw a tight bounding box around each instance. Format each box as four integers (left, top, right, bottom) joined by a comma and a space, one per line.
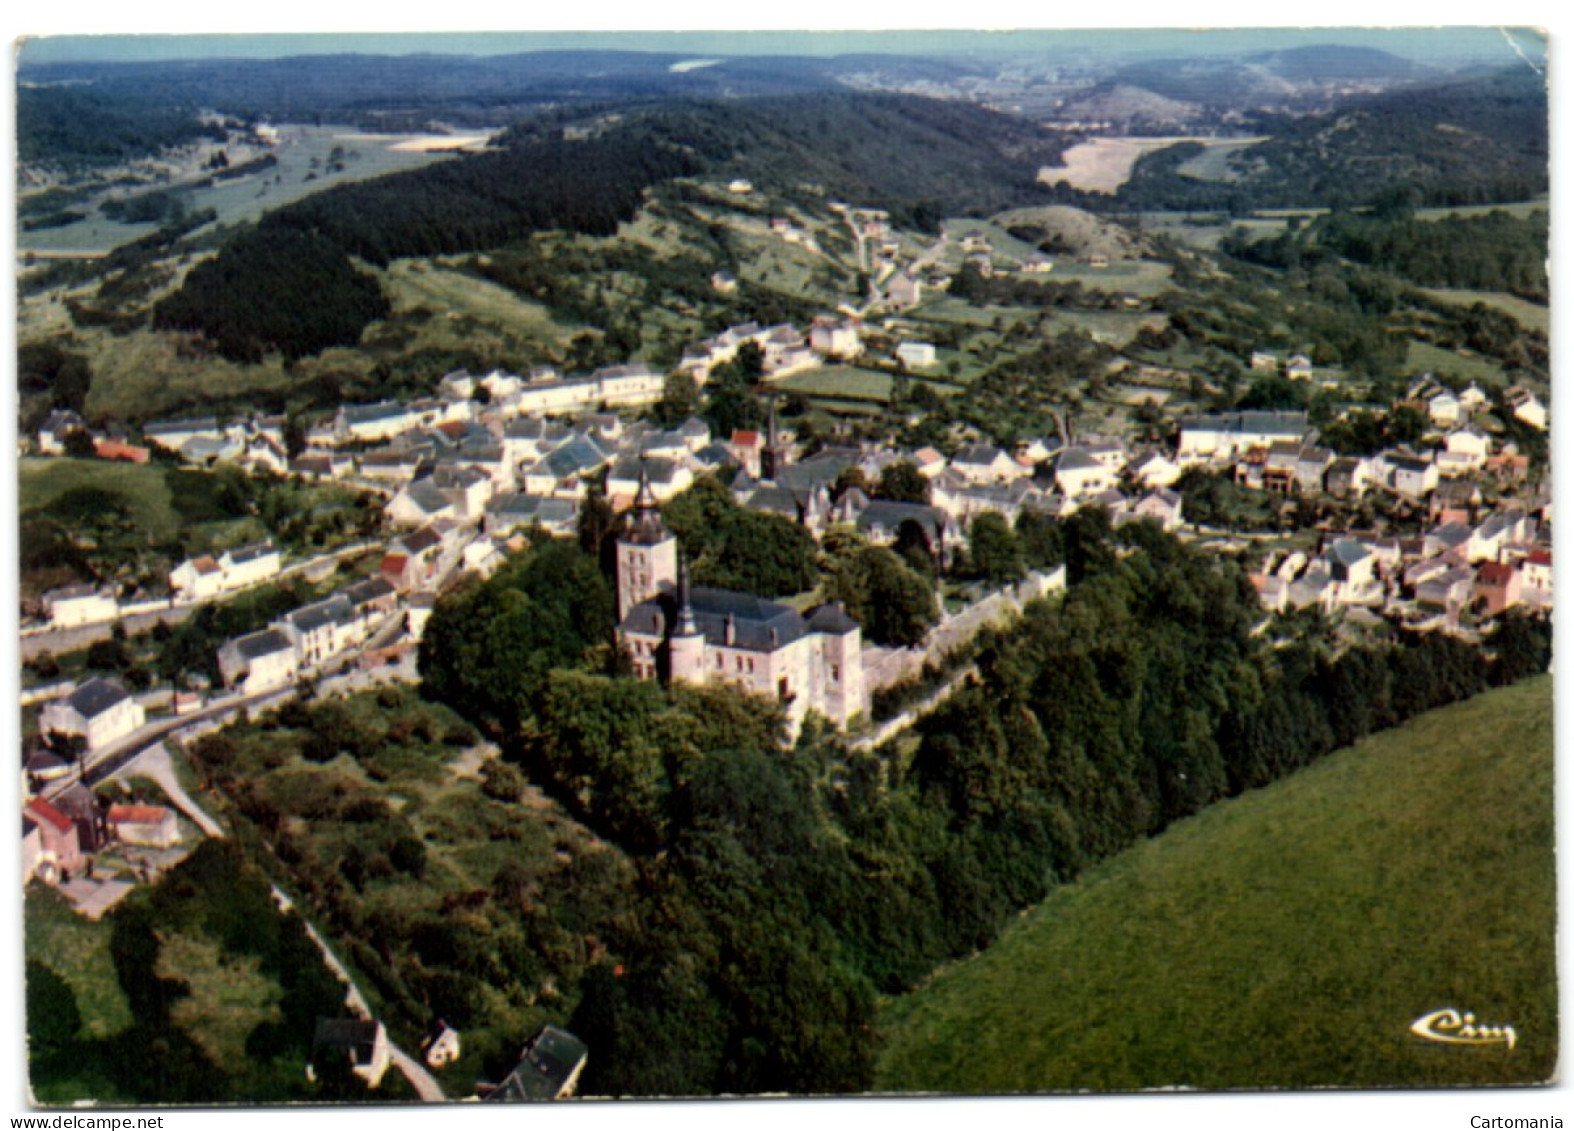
14, 26, 1553, 1110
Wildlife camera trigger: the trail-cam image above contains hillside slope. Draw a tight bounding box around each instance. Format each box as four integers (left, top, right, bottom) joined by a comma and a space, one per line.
875, 675, 1555, 1093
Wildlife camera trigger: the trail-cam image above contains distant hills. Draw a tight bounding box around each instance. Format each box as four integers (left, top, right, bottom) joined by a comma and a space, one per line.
17, 50, 978, 147
1073, 64, 1548, 211
1109, 44, 1437, 108
148, 91, 1067, 362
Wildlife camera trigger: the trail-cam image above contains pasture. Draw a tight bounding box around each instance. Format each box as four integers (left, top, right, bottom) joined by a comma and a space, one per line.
1416, 288, 1549, 335
1172, 137, 1269, 182
1037, 137, 1209, 194
876, 676, 1556, 1093
1403, 340, 1511, 389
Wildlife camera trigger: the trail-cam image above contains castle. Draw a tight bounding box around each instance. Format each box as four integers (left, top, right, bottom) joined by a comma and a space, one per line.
615, 464, 868, 730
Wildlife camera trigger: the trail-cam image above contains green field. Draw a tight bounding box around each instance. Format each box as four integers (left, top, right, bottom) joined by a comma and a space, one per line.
21, 457, 193, 542
1414, 199, 1549, 223
774, 365, 895, 401
1049, 309, 1168, 348
876, 676, 1556, 1093
1403, 340, 1511, 389
1417, 288, 1550, 335
382, 259, 587, 354
1173, 138, 1269, 183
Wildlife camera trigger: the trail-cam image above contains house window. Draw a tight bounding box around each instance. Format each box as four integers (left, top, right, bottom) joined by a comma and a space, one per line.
778, 677, 790, 699
831, 663, 840, 683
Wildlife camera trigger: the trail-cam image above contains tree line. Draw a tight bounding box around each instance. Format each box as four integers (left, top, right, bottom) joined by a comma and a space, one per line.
408, 510, 1548, 1096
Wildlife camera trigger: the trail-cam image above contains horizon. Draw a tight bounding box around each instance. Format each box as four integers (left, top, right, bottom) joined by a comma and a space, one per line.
16, 26, 1543, 67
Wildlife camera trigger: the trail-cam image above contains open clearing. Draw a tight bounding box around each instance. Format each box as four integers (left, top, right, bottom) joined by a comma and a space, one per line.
774, 365, 894, 402
1038, 137, 1260, 195
1415, 198, 1548, 223
1403, 340, 1510, 389
1417, 288, 1549, 335
876, 676, 1555, 1093
1172, 137, 1269, 182
19, 125, 463, 257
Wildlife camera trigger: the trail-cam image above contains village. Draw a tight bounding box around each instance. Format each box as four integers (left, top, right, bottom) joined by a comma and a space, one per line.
14, 21, 1560, 1111
23, 248, 1553, 873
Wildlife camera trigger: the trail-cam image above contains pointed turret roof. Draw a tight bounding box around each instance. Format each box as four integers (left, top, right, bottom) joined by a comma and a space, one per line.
673, 558, 701, 638
622, 458, 672, 546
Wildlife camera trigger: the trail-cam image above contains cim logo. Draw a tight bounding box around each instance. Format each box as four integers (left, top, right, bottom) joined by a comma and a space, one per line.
1410, 1008, 1517, 1050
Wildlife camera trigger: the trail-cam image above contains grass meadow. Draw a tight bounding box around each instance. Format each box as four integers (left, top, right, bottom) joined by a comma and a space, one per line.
1417, 288, 1550, 335
875, 676, 1556, 1093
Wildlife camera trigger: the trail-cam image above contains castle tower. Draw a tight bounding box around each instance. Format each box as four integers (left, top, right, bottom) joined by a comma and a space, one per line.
809, 602, 867, 726
616, 459, 678, 620
668, 559, 706, 685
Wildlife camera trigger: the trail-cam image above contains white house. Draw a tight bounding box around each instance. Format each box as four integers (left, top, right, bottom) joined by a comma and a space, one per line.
1129, 451, 1182, 489
42, 584, 118, 629
809, 318, 863, 360
1387, 455, 1439, 499
1444, 426, 1491, 464
143, 417, 223, 452
1054, 449, 1117, 499
217, 627, 300, 695
337, 401, 423, 444
894, 341, 938, 369
1520, 549, 1553, 605
169, 543, 281, 602
950, 444, 1027, 484
1130, 488, 1184, 530
37, 410, 87, 454
1428, 391, 1462, 428
39, 678, 145, 753
1177, 411, 1308, 465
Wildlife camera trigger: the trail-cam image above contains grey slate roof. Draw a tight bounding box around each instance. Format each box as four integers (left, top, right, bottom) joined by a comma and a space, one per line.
342, 401, 410, 425
145, 416, 219, 435
68, 677, 131, 720
342, 578, 398, 607
856, 500, 946, 542
231, 628, 294, 660
485, 1026, 588, 1103
226, 542, 276, 566
1056, 449, 1101, 473
284, 596, 353, 634
621, 586, 811, 653
807, 603, 860, 635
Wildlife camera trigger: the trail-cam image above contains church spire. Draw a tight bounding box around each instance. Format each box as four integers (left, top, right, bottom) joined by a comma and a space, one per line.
761, 397, 789, 482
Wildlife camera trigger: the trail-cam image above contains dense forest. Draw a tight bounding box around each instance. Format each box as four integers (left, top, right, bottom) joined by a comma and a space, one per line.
1061, 66, 1548, 213
147, 91, 1070, 363
625, 94, 1069, 227
16, 85, 226, 169
152, 226, 390, 362
1224, 208, 1548, 302
388, 514, 1553, 1095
